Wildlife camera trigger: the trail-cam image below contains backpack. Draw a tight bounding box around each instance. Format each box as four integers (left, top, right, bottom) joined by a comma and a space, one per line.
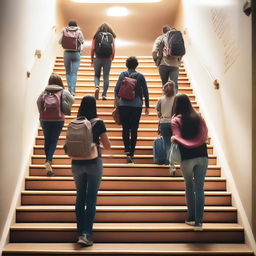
118, 72, 138, 100
153, 137, 166, 164
61, 28, 80, 51
40, 91, 63, 120
166, 30, 186, 57
64, 117, 99, 159
95, 32, 113, 58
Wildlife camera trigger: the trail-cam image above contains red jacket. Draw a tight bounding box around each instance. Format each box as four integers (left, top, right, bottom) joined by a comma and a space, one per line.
171, 115, 208, 148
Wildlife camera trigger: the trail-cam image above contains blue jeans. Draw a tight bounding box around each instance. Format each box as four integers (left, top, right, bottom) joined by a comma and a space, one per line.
72, 158, 103, 236
41, 121, 64, 162
159, 65, 179, 91
159, 122, 172, 165
94, 58, 112, 97
64, 51, 81, 95
180, 157, 208, 224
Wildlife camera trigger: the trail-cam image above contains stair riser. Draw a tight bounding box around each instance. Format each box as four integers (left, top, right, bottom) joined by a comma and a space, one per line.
10, 230, 244, 243
25, 180, 226, 191
37, 130, 159, 137
31, 157, 217, 165
16, 211, 236, 223
34, 146, 213, 155
29, 167, 221, 177
21, 195, 231, 206
59, 74, 189, 80
71, 90, 193, 97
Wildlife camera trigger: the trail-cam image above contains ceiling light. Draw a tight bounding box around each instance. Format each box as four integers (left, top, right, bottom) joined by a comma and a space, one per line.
107, 6, 128, 16
72, 0, 161, 3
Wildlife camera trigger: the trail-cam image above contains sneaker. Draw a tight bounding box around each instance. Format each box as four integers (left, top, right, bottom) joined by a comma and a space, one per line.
77, 234, 93, 247
185, 220, 195, 226
169, 165, 176, 176
127, 156, 134, 164
45, 162, 54, 176
94, 87, 99, 100
102, 95, 107, 100
194, 223, 203, 231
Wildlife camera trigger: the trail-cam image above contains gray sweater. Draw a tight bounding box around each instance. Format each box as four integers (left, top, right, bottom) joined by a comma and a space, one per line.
156, 96, 175, 123
37, 84, 74, 115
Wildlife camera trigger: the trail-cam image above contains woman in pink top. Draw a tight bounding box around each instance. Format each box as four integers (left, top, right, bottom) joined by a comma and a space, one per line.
171, 94, 208, 231
91, 23, 116, 100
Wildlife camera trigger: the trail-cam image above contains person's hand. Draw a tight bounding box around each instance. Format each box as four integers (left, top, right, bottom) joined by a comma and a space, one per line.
171, 136, 176, 143
145, 108, 149, 115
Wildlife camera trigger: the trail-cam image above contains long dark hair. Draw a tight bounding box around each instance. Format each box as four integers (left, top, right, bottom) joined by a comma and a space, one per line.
93, 23, 116, 39
48, 73, 64, 88
77, 95, 97, 120
172, 94, 201, 139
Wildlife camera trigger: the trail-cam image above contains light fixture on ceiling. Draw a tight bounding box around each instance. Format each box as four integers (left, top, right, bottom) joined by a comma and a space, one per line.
107, 6, 129, 16
72, 0, 161, 3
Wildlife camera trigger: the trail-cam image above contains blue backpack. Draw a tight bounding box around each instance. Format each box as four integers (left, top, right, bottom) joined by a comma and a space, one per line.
153, 137, 166, 164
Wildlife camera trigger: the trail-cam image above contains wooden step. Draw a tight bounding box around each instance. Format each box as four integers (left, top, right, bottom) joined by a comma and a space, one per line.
16, 205, 236, 223
29, 164, 221, 177
9, 223, 244, 243
33, 144, 214, 155
35, 135, 211, 146
31, 154, 217, 165
24, 176, 226, 191
20, 190, 232, 206
3, 242, 253, 255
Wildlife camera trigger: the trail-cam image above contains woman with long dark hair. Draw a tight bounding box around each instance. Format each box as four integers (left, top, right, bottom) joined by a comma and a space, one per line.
91, 23, 116, 100
71, 95, 110, 246
171, 94, 208, 231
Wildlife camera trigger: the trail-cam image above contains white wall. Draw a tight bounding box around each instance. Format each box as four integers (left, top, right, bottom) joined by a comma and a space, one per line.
0, 0, 58, 250
181, 0, 255, 249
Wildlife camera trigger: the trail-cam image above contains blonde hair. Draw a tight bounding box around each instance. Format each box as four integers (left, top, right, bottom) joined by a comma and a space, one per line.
163, 81, 175, 97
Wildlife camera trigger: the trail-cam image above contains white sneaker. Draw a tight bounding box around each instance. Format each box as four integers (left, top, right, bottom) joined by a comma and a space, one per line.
194, 223, 203, 231
169, 165, 176, 176
77, 234, 93, 247
185, 220, 195, 226
45, 162, 54, 176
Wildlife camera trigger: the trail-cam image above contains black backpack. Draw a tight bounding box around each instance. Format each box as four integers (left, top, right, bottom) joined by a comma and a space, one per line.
95, 32, 113, 58
166, 30, 186, 57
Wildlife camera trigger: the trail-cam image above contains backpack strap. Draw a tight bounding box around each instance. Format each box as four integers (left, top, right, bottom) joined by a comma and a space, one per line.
90, 117, 100, 127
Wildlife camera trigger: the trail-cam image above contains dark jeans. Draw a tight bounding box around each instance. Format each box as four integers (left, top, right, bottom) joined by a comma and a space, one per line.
159, 122, 172, 165
41, 121, 64, 162
94, 58, 112, 97
72, 158, 103, 236
118, 106, 142, 157
159, 65, 179, 91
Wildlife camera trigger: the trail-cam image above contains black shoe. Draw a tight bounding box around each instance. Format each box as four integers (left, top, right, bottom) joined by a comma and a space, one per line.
127, 156, 134, 164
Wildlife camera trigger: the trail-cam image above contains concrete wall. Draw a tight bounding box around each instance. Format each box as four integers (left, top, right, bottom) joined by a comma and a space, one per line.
0, 0, 58, 250
180, 0, 255, 250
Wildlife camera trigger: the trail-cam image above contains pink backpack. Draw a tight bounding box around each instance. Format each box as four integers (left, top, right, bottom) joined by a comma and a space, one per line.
40, 91, 63, 120
61, 28, 80, 51
118, 73, 137, 100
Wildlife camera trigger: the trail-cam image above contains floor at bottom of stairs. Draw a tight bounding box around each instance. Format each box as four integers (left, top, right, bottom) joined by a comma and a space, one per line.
2, 242, 254, 255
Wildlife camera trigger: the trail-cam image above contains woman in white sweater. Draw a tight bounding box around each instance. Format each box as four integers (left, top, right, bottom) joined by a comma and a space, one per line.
156, 80, 176, 164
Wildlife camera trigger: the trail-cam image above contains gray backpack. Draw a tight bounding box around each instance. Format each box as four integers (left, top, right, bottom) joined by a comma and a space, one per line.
64, 117, 99, 159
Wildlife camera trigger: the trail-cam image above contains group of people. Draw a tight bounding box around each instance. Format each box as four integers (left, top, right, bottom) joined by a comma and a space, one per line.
36, 22, 209, 247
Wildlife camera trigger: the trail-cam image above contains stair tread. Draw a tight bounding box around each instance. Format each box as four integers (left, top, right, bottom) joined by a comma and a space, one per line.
21, 190, 231, 195
25, 176, 225, 181
3, 242, 253, 254
16, 205, 237, 211
30, 163, 220, 169
10, 222, 244, 231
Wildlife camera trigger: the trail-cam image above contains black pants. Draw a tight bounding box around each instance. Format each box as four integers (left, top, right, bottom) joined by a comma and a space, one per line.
118, 106, 142, 157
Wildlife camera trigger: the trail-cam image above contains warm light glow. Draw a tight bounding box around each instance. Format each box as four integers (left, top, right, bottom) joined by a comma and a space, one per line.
107, 6, 129, 16
72, 0, 161, 3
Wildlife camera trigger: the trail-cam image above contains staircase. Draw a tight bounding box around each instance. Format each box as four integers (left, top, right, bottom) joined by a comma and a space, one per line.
2, 56, 253, 255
